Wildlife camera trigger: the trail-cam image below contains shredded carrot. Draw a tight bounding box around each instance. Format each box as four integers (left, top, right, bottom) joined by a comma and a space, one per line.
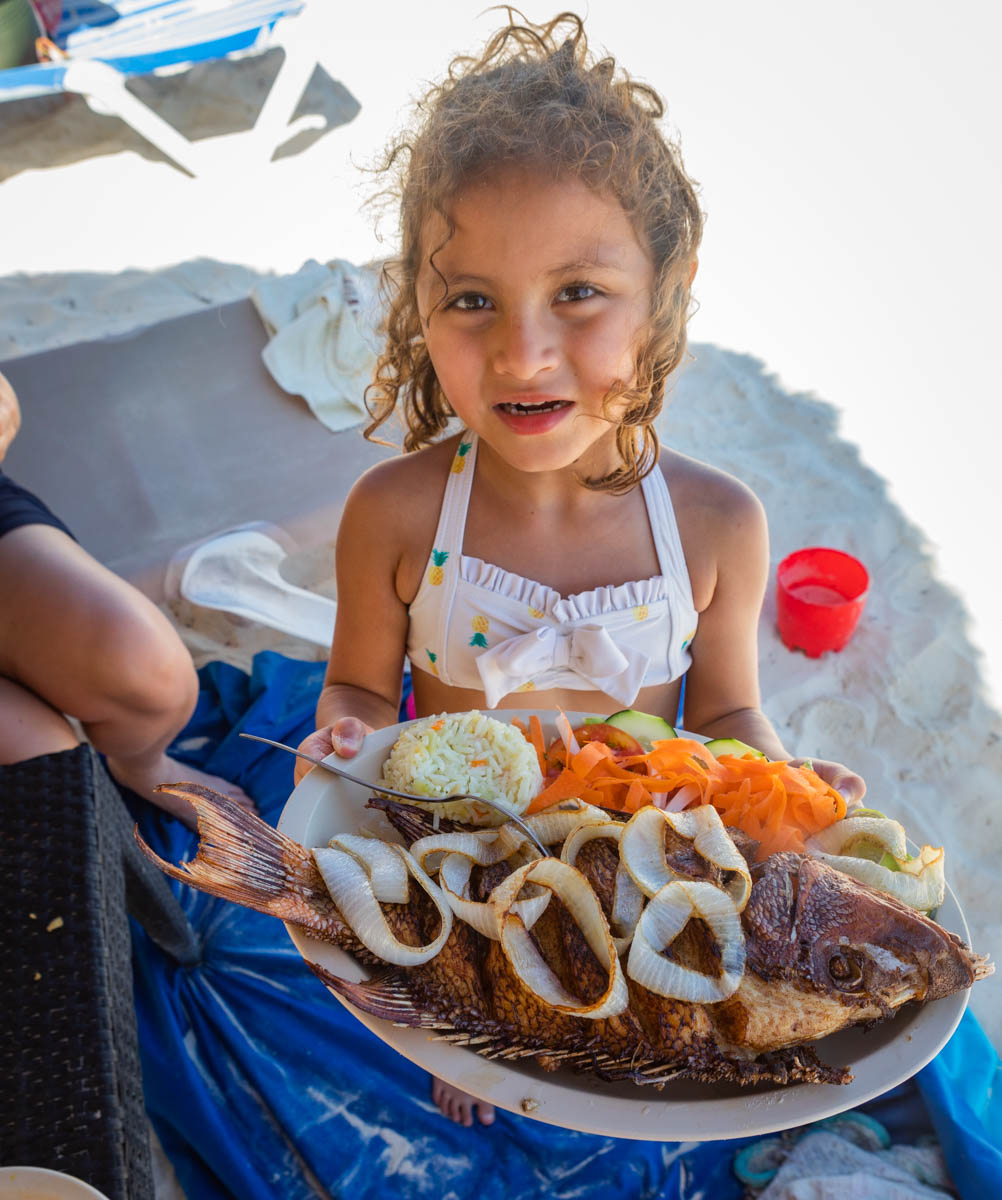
525, 724, 845, 860
469, 759, 487, 767
526, 768, 586, 813
510, 717, 528, 736
431, 719, 445, 732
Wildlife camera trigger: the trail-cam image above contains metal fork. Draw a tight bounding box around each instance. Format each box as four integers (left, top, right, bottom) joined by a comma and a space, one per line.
238, 732, 551, 857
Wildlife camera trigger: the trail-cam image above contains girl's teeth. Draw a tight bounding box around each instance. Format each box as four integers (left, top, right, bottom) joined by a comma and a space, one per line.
500, 400, 564, 413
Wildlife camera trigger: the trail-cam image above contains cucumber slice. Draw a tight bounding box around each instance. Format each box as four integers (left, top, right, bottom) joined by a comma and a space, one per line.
605, 709, 677, 752
704, 738, 767, 760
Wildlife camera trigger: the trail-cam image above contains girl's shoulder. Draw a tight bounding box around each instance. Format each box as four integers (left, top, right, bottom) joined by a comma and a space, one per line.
659, 447, 764, 524
658, 449, 767, 593
343, 433, 463, 529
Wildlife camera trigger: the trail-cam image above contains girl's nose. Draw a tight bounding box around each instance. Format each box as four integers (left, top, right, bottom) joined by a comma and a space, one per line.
491, 312, 558, 381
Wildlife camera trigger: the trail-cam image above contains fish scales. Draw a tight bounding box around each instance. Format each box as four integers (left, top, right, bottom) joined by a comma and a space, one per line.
139, 784, 993, 1091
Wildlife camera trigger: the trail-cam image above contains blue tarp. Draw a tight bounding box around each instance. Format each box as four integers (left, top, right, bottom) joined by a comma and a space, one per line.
128, 651, 1002, 1199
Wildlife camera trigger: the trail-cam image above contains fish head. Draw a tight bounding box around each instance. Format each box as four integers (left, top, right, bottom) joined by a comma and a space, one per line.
793, 856, 979, 1005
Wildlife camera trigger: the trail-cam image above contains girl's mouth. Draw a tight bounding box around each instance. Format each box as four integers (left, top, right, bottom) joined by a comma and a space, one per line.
493, 396, 574, 435
495, 398, 570, 415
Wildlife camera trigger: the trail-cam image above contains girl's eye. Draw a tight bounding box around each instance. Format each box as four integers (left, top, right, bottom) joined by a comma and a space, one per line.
449, 292, 492, 312
556, 283, 599, 303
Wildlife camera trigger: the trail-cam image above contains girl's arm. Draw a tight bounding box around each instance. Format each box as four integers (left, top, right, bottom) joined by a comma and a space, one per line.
680, 479, 865, 804
295, 467, 411, 783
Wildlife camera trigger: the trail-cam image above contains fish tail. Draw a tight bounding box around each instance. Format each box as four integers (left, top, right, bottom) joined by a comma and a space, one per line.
136, 783, 352, 944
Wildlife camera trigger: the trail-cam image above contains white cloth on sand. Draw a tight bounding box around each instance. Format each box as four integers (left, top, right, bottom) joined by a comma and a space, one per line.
165, 524, 336, 647
758, 1131, 953, 1199
251, 260, 381, 433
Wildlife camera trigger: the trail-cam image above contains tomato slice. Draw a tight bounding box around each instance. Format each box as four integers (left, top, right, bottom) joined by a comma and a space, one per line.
572, 723, 644, 756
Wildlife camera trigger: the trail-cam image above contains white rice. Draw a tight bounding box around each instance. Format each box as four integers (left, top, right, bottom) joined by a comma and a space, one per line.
380, 711, 543, 825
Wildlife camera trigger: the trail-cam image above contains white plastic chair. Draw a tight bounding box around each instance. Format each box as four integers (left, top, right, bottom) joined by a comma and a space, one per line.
0, 0, 327, 176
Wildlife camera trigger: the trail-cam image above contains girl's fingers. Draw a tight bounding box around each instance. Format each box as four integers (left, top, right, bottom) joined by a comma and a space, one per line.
293, 728, 335, 784
792, 757, 867, 808
330, 717, 372, 759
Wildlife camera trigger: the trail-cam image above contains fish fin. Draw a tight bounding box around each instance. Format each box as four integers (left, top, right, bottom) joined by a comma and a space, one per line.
137, 783, 354, 947
309, 960, 454, 1028
365, 796, 466, 843
657, 1044, 853, 1087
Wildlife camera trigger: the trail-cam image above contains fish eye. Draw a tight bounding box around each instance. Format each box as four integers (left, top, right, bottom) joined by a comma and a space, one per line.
827, 950, 864, 991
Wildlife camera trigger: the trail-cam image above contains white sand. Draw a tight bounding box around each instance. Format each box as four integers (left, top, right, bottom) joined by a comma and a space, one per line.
0, 9, 998, 1187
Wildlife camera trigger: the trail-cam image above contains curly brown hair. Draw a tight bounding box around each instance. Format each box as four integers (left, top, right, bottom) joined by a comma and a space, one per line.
364, 9, 703, 493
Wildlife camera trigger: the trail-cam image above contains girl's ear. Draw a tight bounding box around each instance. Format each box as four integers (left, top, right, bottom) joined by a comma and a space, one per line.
688, 256, 699, 286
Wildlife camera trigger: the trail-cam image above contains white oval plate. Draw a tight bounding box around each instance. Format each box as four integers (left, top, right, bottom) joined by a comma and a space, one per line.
277, 710, 970, 1141
0, 1167, 111, 1199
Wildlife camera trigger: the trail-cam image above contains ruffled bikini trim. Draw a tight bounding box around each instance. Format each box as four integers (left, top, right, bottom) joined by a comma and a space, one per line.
459, 555, 670, 623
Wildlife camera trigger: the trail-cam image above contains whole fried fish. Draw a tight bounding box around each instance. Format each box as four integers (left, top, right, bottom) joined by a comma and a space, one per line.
138, 783, 992, 1089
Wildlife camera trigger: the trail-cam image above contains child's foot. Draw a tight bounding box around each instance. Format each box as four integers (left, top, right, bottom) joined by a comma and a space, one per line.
432, 1078, 495, 1128
107, 753, 255, 829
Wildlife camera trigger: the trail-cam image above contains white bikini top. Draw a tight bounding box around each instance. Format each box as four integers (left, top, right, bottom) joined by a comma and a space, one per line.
406, 434, 698, 708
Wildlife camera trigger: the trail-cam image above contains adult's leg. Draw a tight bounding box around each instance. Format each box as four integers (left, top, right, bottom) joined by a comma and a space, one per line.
0, 675, 79, 763
0, 525, 252, 824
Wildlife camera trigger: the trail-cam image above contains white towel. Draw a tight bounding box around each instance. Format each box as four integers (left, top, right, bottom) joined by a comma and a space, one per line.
251, 259, 382, 433
759, 1131, 953, 1199
165, 524, 337, 648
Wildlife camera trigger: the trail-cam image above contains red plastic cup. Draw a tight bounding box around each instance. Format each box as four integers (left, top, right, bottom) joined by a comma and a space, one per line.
776, 547, 869, 657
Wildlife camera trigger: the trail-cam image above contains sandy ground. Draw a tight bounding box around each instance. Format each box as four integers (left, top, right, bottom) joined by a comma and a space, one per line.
0, 3, 999, 1193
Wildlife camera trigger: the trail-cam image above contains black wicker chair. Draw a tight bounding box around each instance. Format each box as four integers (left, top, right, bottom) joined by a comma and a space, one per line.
1, 745, 200, 1200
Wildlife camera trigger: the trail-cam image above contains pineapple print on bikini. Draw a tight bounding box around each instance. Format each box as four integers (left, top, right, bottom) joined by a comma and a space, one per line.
427, 549, 449, 586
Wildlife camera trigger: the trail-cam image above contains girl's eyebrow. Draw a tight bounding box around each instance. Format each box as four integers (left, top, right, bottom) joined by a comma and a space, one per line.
548, 252, 628, 275
437, 254, 627, 290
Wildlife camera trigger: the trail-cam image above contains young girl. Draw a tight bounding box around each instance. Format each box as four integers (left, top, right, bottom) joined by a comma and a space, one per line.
296, 12, 865, 1128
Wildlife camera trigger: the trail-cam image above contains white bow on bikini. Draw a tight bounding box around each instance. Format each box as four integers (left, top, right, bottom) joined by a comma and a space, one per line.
475, 624, 650, 708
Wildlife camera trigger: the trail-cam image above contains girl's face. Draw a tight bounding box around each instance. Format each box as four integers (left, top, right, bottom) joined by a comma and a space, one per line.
416, 167, 654, 477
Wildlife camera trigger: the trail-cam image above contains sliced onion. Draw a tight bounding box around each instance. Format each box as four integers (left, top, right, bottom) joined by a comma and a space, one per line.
326, 834, 409, 903
312, 844, 453, 966
409, 827, 522, 874
555, 709, 582, 756
525, 799, 608, 846
664, 806, 751, 911
661, 783, 700, 813
489, 858, 628, 1019
807, 841, 946, 911
561, 820, 644, 952
620, 807, 683, 897
626, 880, 745, 1002
620, 805, 751, 911
436, 851, 550, 940
807, 816, 909, 862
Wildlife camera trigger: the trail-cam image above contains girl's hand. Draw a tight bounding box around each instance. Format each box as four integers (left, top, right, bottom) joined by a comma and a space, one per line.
790, 757, 867, 809
294, 716, 373, 785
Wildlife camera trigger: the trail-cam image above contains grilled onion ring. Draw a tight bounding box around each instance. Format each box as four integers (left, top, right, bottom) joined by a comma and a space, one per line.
312, 844, 453, 966
620, 805, 751, 911
560, 820, 644, 953
437, 851, 550, 940
525, 798, 609, 846
327, 834, 409, 903
409, 827, 523, 873
489, 858, 628, 1019
627, 879, 745, 1003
